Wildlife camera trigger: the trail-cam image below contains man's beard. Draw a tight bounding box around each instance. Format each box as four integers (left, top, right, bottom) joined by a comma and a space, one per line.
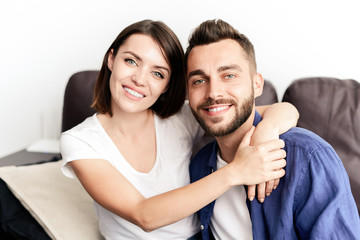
191, 90, 254, 137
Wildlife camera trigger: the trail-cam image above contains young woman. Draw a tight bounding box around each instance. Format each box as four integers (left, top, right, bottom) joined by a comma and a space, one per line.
60, 20, 297, 239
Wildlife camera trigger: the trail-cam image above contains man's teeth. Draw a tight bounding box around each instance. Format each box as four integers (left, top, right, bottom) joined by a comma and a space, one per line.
124, 87, 144, 98
207, 106, 229, 112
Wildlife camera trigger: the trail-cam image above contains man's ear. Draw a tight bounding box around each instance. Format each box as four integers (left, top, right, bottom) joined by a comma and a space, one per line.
107, 49, 114, 71
253, 73, 264, 98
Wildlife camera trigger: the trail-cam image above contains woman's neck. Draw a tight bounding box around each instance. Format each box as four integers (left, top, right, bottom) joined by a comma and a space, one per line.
99, 108, 154, 137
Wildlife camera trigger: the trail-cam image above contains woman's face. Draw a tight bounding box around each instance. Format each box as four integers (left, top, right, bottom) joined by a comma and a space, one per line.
107, 33, 171, 116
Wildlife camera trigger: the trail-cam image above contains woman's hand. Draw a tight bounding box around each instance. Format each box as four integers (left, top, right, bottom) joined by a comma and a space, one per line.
248, 121, 281, 202
226, 127, 286, 187
248, 102, 297, 202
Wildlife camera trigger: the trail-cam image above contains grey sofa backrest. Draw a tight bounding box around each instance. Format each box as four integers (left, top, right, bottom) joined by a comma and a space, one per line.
62, 71, 98, 132
282, 77, 360, 212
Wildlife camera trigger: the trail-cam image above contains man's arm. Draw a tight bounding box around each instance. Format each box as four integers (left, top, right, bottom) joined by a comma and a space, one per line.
294, 147, 360, 239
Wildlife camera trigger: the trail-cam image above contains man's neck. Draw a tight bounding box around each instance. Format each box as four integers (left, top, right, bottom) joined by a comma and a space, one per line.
215, 111, 255, 163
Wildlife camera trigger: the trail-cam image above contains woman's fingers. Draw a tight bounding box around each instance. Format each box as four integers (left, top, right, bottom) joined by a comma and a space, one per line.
239, 126, 255, 148
271, 168, 286, 179
256, 182, 266, 203
265, 180, 275, 196
269, 159, 286, 170
264, 149, 286, 163
273, 177, 280, 189
247, 185, 256, 201
256, 139, 285, 153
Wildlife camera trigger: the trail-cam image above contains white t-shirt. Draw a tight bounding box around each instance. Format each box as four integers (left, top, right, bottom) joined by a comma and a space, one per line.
210, 152, 253, 240
60, 102, 204, 240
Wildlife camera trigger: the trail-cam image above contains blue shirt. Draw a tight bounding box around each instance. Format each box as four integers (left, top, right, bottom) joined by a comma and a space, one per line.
190, 111, 360, 240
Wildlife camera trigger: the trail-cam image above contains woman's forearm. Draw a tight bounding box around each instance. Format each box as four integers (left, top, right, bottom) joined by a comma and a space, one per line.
71, 133, 286, 232
134, 167, 232, 231
255, 102, 299, 134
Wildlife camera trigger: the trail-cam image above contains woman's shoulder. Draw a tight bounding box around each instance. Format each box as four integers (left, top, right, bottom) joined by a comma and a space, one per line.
157, 101, 204, 140
60, 113, 109, 162
61, 114, 101, 140
174, 101, 194, 120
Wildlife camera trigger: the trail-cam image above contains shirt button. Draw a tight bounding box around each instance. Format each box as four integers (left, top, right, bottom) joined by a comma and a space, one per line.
200, 225, 204, 230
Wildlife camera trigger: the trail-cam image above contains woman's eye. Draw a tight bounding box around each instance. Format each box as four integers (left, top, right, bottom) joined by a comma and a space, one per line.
153, 71, 164, 79
125, 59, 137, 65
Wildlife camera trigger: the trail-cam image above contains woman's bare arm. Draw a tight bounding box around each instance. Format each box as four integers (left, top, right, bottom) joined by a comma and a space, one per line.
69, 128, 285, 232
248, 102, 299, 202
255, 102, 299, 135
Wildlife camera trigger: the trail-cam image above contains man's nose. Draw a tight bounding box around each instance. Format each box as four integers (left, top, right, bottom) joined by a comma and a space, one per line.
206, 78, 224, 99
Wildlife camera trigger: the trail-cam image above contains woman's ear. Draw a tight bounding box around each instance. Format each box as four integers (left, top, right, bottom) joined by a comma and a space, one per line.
253, 73, 264, 98
107, 49, 114, 71
162, 85, 169, 94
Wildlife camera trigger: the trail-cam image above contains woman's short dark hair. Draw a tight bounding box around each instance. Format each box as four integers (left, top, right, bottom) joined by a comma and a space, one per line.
185, 19, 257, 75
92, 20, 185, 118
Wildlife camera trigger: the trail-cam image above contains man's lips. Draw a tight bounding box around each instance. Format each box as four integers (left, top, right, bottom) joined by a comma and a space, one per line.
198, 98, 234, 114
205, 105, 231, 112
202, 104, 232, 116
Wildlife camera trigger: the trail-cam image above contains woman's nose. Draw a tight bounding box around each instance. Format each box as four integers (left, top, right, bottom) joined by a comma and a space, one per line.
132, 68, 147, 86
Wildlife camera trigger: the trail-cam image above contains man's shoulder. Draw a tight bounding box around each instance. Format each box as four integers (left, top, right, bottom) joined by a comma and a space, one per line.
191, 141, 217, 163
190, 141, 217, 181
280, 127, 333, 153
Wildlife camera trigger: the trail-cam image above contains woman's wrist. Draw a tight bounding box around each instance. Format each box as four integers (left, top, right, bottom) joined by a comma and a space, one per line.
219, 164, 239, 187
222, 161, 251, 187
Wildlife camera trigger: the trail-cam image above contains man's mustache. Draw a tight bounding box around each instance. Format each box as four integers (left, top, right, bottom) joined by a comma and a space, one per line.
198, 98, 236, 109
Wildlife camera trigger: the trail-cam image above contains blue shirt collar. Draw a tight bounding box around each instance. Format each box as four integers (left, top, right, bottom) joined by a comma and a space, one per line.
253, 110, 262, 127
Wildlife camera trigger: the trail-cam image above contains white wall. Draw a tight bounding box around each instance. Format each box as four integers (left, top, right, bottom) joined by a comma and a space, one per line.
1, 0, 359, 157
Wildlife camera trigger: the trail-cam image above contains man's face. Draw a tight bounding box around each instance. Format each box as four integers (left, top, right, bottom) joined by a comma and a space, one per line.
187, 39, 256, 137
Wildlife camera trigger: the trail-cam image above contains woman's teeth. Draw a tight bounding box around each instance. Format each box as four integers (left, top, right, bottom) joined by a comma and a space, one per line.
124, 87, 144, 98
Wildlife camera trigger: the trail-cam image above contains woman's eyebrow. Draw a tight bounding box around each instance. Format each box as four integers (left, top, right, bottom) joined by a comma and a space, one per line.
154, 65, 170, 74
123, 51, 141, 61
123, 51, 169, 74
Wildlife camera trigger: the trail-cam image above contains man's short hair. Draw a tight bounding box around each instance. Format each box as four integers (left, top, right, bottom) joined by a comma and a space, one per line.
185, 19, 257, 75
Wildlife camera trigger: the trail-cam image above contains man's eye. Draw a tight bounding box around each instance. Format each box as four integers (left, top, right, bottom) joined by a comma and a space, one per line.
193, 79, 206, 85
153, 71, 164, 79
225, 74, 235, 79
125, 59, 137, 65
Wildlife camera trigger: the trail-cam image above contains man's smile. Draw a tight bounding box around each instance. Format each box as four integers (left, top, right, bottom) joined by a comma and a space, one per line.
203, 104, 232, 116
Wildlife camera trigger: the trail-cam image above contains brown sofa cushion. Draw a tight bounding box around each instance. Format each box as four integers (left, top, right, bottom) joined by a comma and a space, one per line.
62, 71, 98, 132
255, 80, 278, 106
282, 77, 360, 212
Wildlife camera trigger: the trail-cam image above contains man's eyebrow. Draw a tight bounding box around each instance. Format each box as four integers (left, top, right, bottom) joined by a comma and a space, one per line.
188, 65, 242, 79
217, 64, 243, 73
188, 69, 206, 79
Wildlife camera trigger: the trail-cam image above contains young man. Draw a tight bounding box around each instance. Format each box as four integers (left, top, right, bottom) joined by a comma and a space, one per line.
186, 19, 360, 240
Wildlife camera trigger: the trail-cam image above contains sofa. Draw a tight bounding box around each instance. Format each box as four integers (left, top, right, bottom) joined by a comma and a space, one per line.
0, 71, 358, 239
282, 77, 360, 212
